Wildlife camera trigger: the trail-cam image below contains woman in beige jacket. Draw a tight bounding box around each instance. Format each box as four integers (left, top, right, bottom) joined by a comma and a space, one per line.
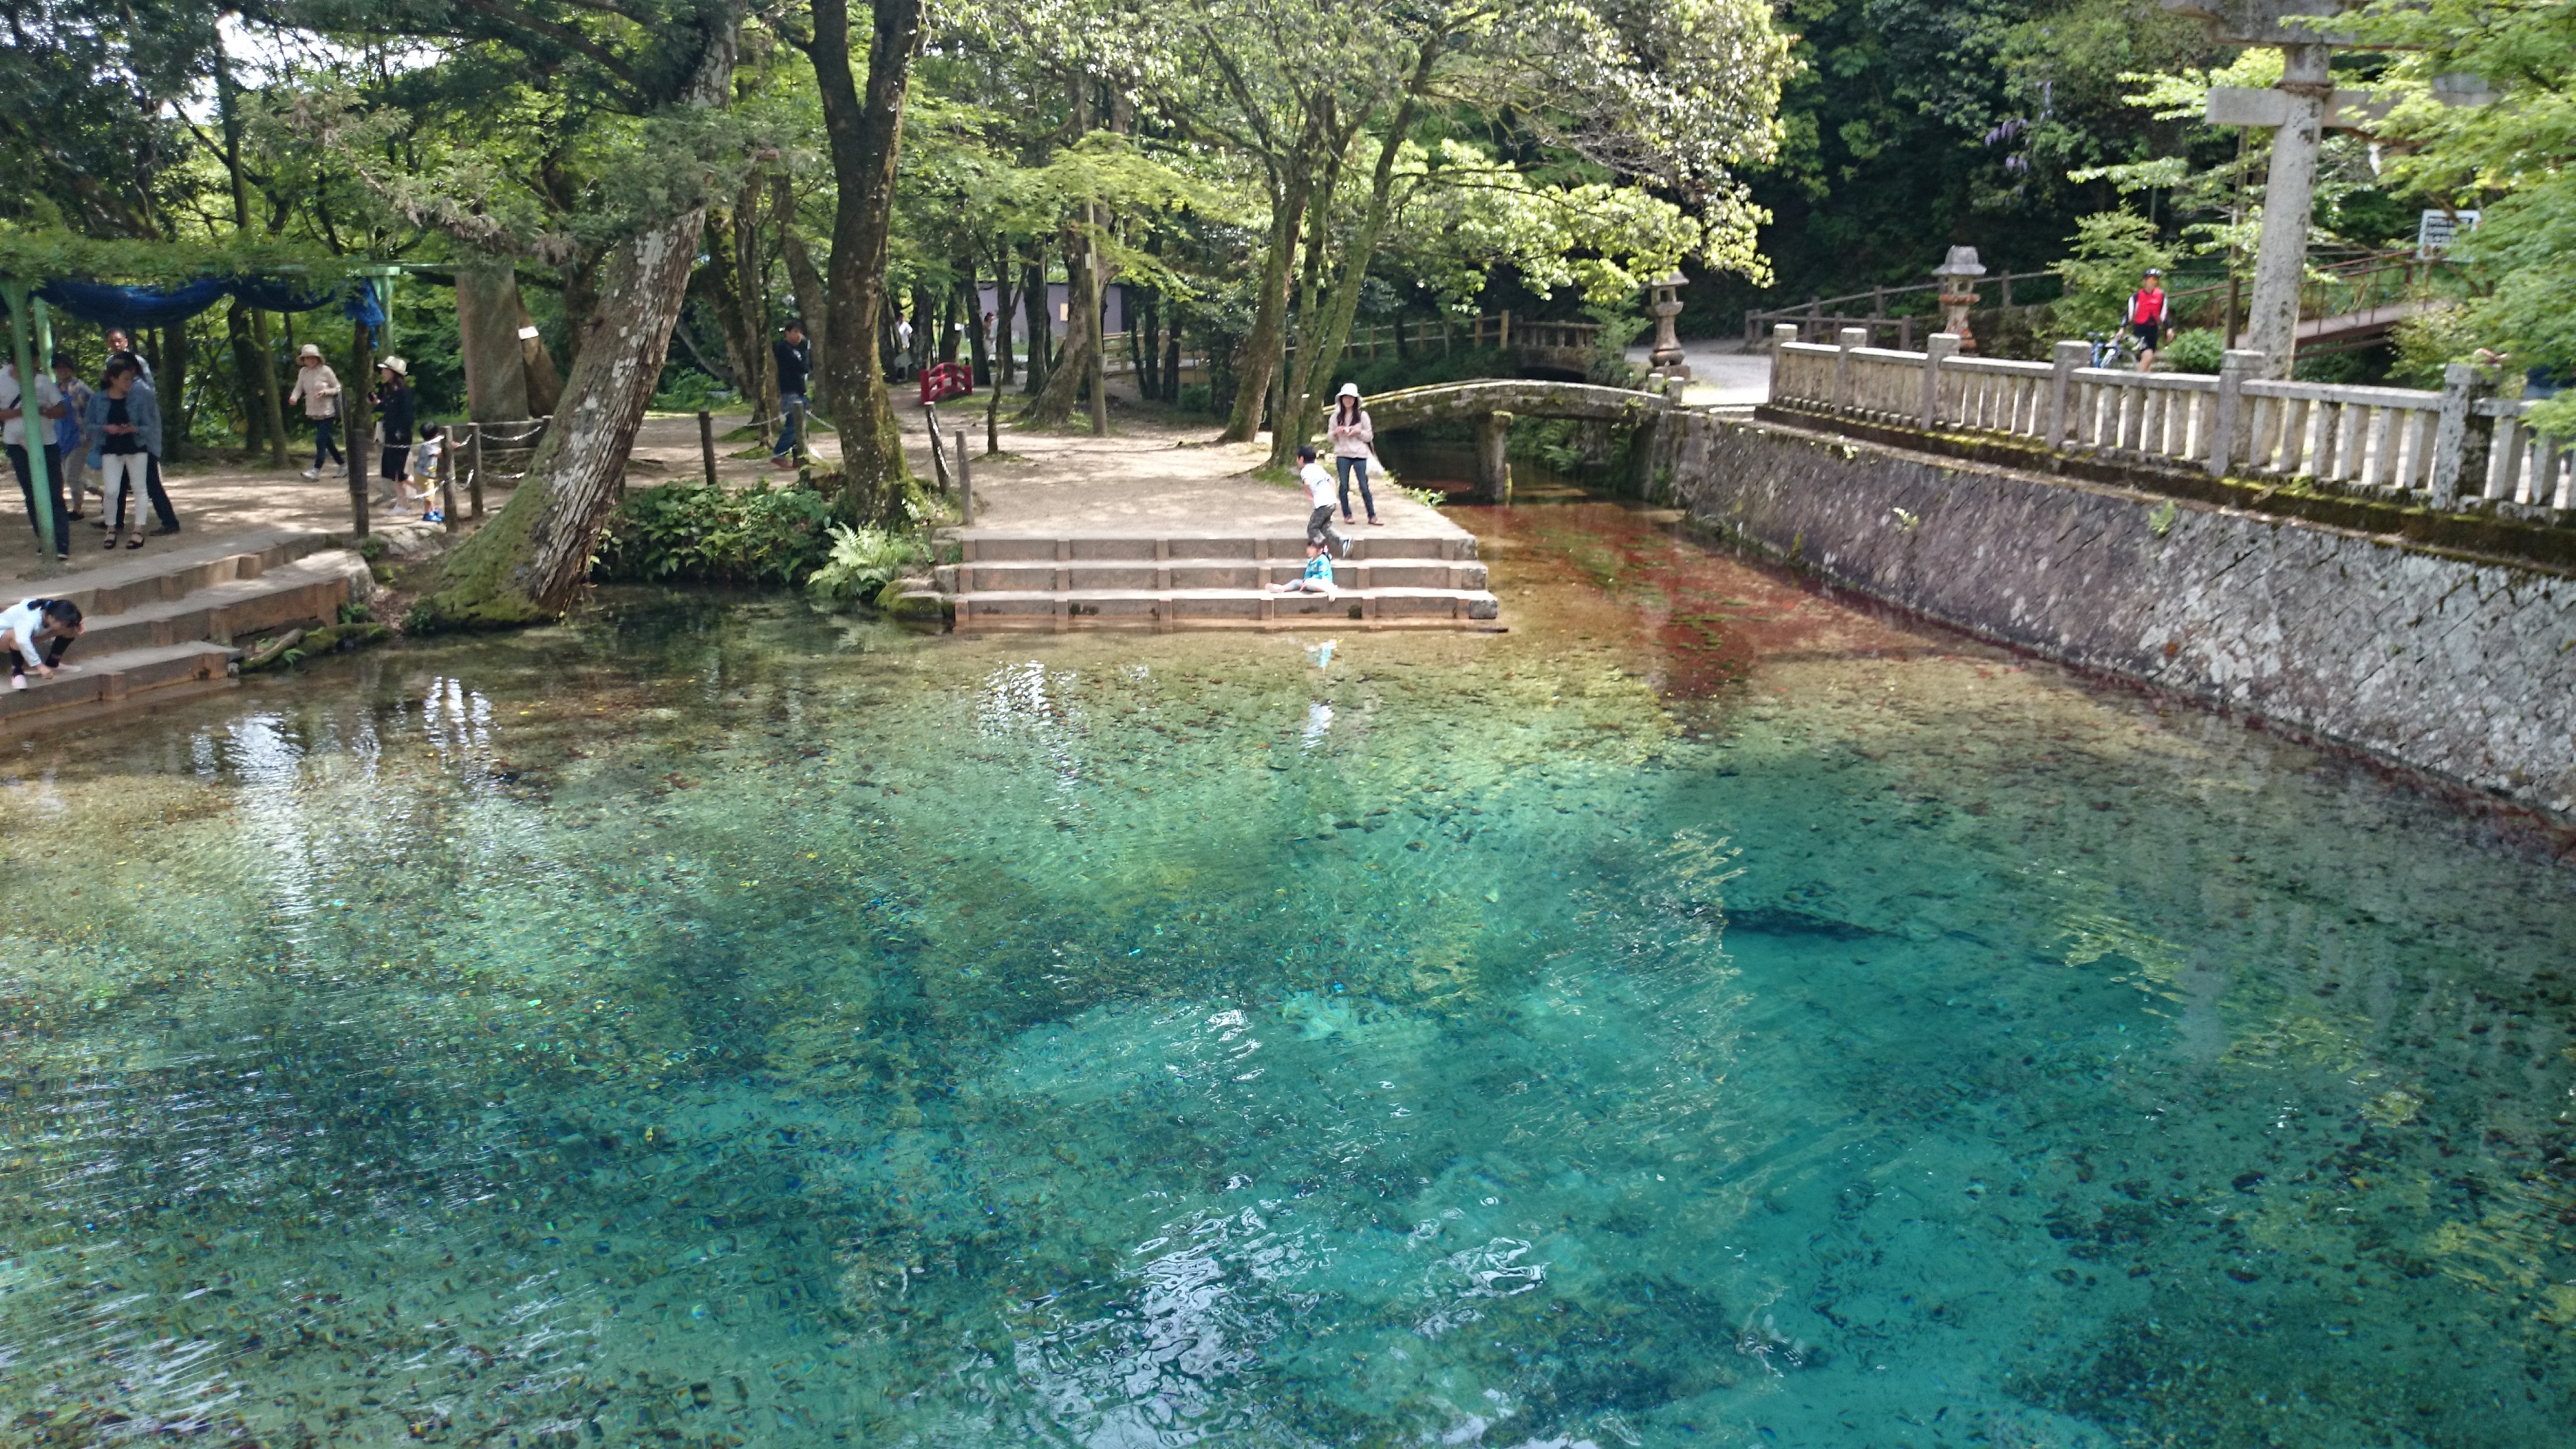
286, 343, 345, 478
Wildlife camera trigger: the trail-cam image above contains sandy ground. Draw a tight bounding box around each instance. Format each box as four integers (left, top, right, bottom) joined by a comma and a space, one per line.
897, 392, 1454, 535
0, 357, 1739, 590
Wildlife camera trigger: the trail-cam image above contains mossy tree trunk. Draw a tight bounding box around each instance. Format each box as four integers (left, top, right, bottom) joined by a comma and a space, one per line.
799, 0, 925, 524
410, 212, 711, 628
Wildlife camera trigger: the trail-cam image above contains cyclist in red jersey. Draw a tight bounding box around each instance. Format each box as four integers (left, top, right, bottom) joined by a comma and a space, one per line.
2127, 268, 2169, 372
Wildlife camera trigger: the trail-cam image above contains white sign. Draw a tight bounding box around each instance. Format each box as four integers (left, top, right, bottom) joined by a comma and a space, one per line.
517, 325, 542, 340
2418, 209, 2480, 259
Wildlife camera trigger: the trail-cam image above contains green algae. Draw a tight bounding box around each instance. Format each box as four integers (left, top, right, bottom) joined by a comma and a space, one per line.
0, 513, 2571, 1447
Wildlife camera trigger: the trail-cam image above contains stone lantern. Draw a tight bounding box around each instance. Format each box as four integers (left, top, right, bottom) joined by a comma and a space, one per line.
1646, 271, 1691, 384
1932, 246, 1987, 352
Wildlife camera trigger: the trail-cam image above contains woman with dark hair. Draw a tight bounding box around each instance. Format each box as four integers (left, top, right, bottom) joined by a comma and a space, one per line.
374, 358, 416, 506
1326, 382, 1381, 526
85, 358, 166, 550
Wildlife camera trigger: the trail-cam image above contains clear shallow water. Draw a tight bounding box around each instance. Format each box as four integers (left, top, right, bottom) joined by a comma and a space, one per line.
2, 502, 2571, 1449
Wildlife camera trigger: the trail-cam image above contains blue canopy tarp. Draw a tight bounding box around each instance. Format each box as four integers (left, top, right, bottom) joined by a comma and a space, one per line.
35, 276, 382, 333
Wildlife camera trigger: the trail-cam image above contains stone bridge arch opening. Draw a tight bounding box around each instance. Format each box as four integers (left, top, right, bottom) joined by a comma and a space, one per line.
1352, 380, 1676, 504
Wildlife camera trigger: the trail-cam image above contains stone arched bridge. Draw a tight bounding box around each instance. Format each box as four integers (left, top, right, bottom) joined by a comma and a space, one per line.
1352, 380, 1678, 502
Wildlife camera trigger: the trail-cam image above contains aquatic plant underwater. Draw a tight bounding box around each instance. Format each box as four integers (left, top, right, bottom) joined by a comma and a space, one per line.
1, 507, 2570, 1448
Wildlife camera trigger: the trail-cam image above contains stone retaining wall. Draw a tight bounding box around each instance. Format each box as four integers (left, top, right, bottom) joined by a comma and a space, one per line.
1661, 413, 2576, 819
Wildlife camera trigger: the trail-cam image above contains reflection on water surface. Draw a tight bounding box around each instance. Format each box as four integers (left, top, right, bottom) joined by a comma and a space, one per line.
2, 501, 2570, 1448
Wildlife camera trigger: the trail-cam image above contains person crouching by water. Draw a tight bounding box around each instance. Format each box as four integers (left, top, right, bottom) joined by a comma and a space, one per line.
0, 597, 83, 690
1327, 382, 1381, 526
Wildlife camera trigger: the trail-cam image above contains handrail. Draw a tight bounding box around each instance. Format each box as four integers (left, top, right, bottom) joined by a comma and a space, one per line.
1762, 323, 2572, 517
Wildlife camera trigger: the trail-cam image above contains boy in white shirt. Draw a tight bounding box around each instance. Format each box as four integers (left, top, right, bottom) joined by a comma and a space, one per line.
1297, 445, 1346, 559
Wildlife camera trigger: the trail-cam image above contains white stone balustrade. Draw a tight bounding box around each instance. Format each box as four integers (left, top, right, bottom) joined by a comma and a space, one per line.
1766, 324, 2575, 515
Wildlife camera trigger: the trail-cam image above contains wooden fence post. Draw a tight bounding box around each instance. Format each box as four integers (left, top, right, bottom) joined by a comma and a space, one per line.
953, 422, 974, 524
698, 409, 718, 486
439, 427, 460, 531
465, 424, 485, 518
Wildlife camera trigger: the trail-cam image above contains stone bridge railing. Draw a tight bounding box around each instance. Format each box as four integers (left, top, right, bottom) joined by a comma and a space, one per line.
1358, 380, 1678, 502
1766, 325, 2575, 519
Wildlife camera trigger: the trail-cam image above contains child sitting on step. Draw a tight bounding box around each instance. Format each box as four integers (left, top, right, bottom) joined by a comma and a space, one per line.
1269, 547, 1338, 596
0, 597, 85, 690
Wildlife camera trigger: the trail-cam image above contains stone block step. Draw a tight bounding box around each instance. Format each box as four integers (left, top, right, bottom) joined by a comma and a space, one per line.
0, 641, 235, 734
947, 586, 1501, 631
36, 527, 335, 618
936, 557, 1488, 594
70, 551, 374, 657
949, 528, 1479, 564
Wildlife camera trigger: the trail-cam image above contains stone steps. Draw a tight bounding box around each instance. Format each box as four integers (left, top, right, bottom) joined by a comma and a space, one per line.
936, 557, 1489, 592
916, 523, 1503, 632
1, 529, 372, 736
951, 586, 1499, 631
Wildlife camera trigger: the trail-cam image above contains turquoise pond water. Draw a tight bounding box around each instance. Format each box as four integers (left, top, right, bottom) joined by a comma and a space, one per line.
3, 502, 2573, 1448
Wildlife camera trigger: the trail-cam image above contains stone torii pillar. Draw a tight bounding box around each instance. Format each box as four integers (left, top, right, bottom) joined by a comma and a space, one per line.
2163, 1, 2369, 378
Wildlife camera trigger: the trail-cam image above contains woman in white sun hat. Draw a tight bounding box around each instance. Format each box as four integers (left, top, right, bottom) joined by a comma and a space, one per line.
1326, 381, 1381, 526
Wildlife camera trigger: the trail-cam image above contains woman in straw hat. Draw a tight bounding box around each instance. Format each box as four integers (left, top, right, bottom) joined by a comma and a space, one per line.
287, 343, 345, 479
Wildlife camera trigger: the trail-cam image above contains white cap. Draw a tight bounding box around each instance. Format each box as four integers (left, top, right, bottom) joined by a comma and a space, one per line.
1336, 382, 1362, 399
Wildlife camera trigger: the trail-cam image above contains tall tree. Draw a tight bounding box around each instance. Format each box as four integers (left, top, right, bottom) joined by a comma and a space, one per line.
788, 0, 927, 521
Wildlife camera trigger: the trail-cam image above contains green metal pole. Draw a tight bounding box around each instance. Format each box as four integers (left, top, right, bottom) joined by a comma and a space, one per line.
3, 282, 58, 570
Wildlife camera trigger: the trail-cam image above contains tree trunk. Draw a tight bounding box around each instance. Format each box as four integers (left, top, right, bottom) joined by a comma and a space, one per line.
517, 292, 566, 417
800, 0, 922, 518
991, 237, 1014, 386
1022, 221, 1096, 427
959, 270, 990, 387
160, 324, 192, 461
1162, 309, 1181, 404
412, 16, 739, 628
704, 200, 771, 442
1220, 162, 1311, 443
1021, 252, 1050, 394
774, 172, 830, 415
226, 303, 264, 451
1271, 148, 1340, 468
413, 211, 709, 627
1277, 50, 1434, 461
456, 266, 535, 422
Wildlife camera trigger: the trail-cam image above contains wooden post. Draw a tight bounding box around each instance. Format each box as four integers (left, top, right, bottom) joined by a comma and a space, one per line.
953, 421, 974, 524
923, 402, 951, 494
698, 409, 717, 486
347, 301, 374, 539
789, 398, 808, 466
439, 425, 460, 531
1498, 311, 1511, 353
466, 423, 485, 517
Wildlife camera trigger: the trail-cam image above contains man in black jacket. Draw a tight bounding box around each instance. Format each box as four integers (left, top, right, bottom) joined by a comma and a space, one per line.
771, 321, 811, 470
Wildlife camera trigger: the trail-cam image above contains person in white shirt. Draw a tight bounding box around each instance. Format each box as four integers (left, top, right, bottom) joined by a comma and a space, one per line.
403, 423, 445, 520
1326, 382, 1381, 525
1, 360, 70, 560
0, 596, 83, 689
1297, 444, 1346, 559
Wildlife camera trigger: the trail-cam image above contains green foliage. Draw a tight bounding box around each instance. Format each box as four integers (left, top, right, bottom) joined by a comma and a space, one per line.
1327, 347, 1517, 398
2389, 307, 2486, 390
1582, 305, 1651, 388
806, 524, 928, 608
2049, 210, 2175, 337
2159, 327, 2224, 374
592, 482, 837, 587
649, 366, 735, 414
2334, 0, 2576, 426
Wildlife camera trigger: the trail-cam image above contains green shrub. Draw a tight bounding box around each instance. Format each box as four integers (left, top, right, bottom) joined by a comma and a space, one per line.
806, 523, 928, 608
592, 481, 836, 586
2049, 210, 2178, 339
1328, 345, 1517, 398
2158, 327, 2226, 374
